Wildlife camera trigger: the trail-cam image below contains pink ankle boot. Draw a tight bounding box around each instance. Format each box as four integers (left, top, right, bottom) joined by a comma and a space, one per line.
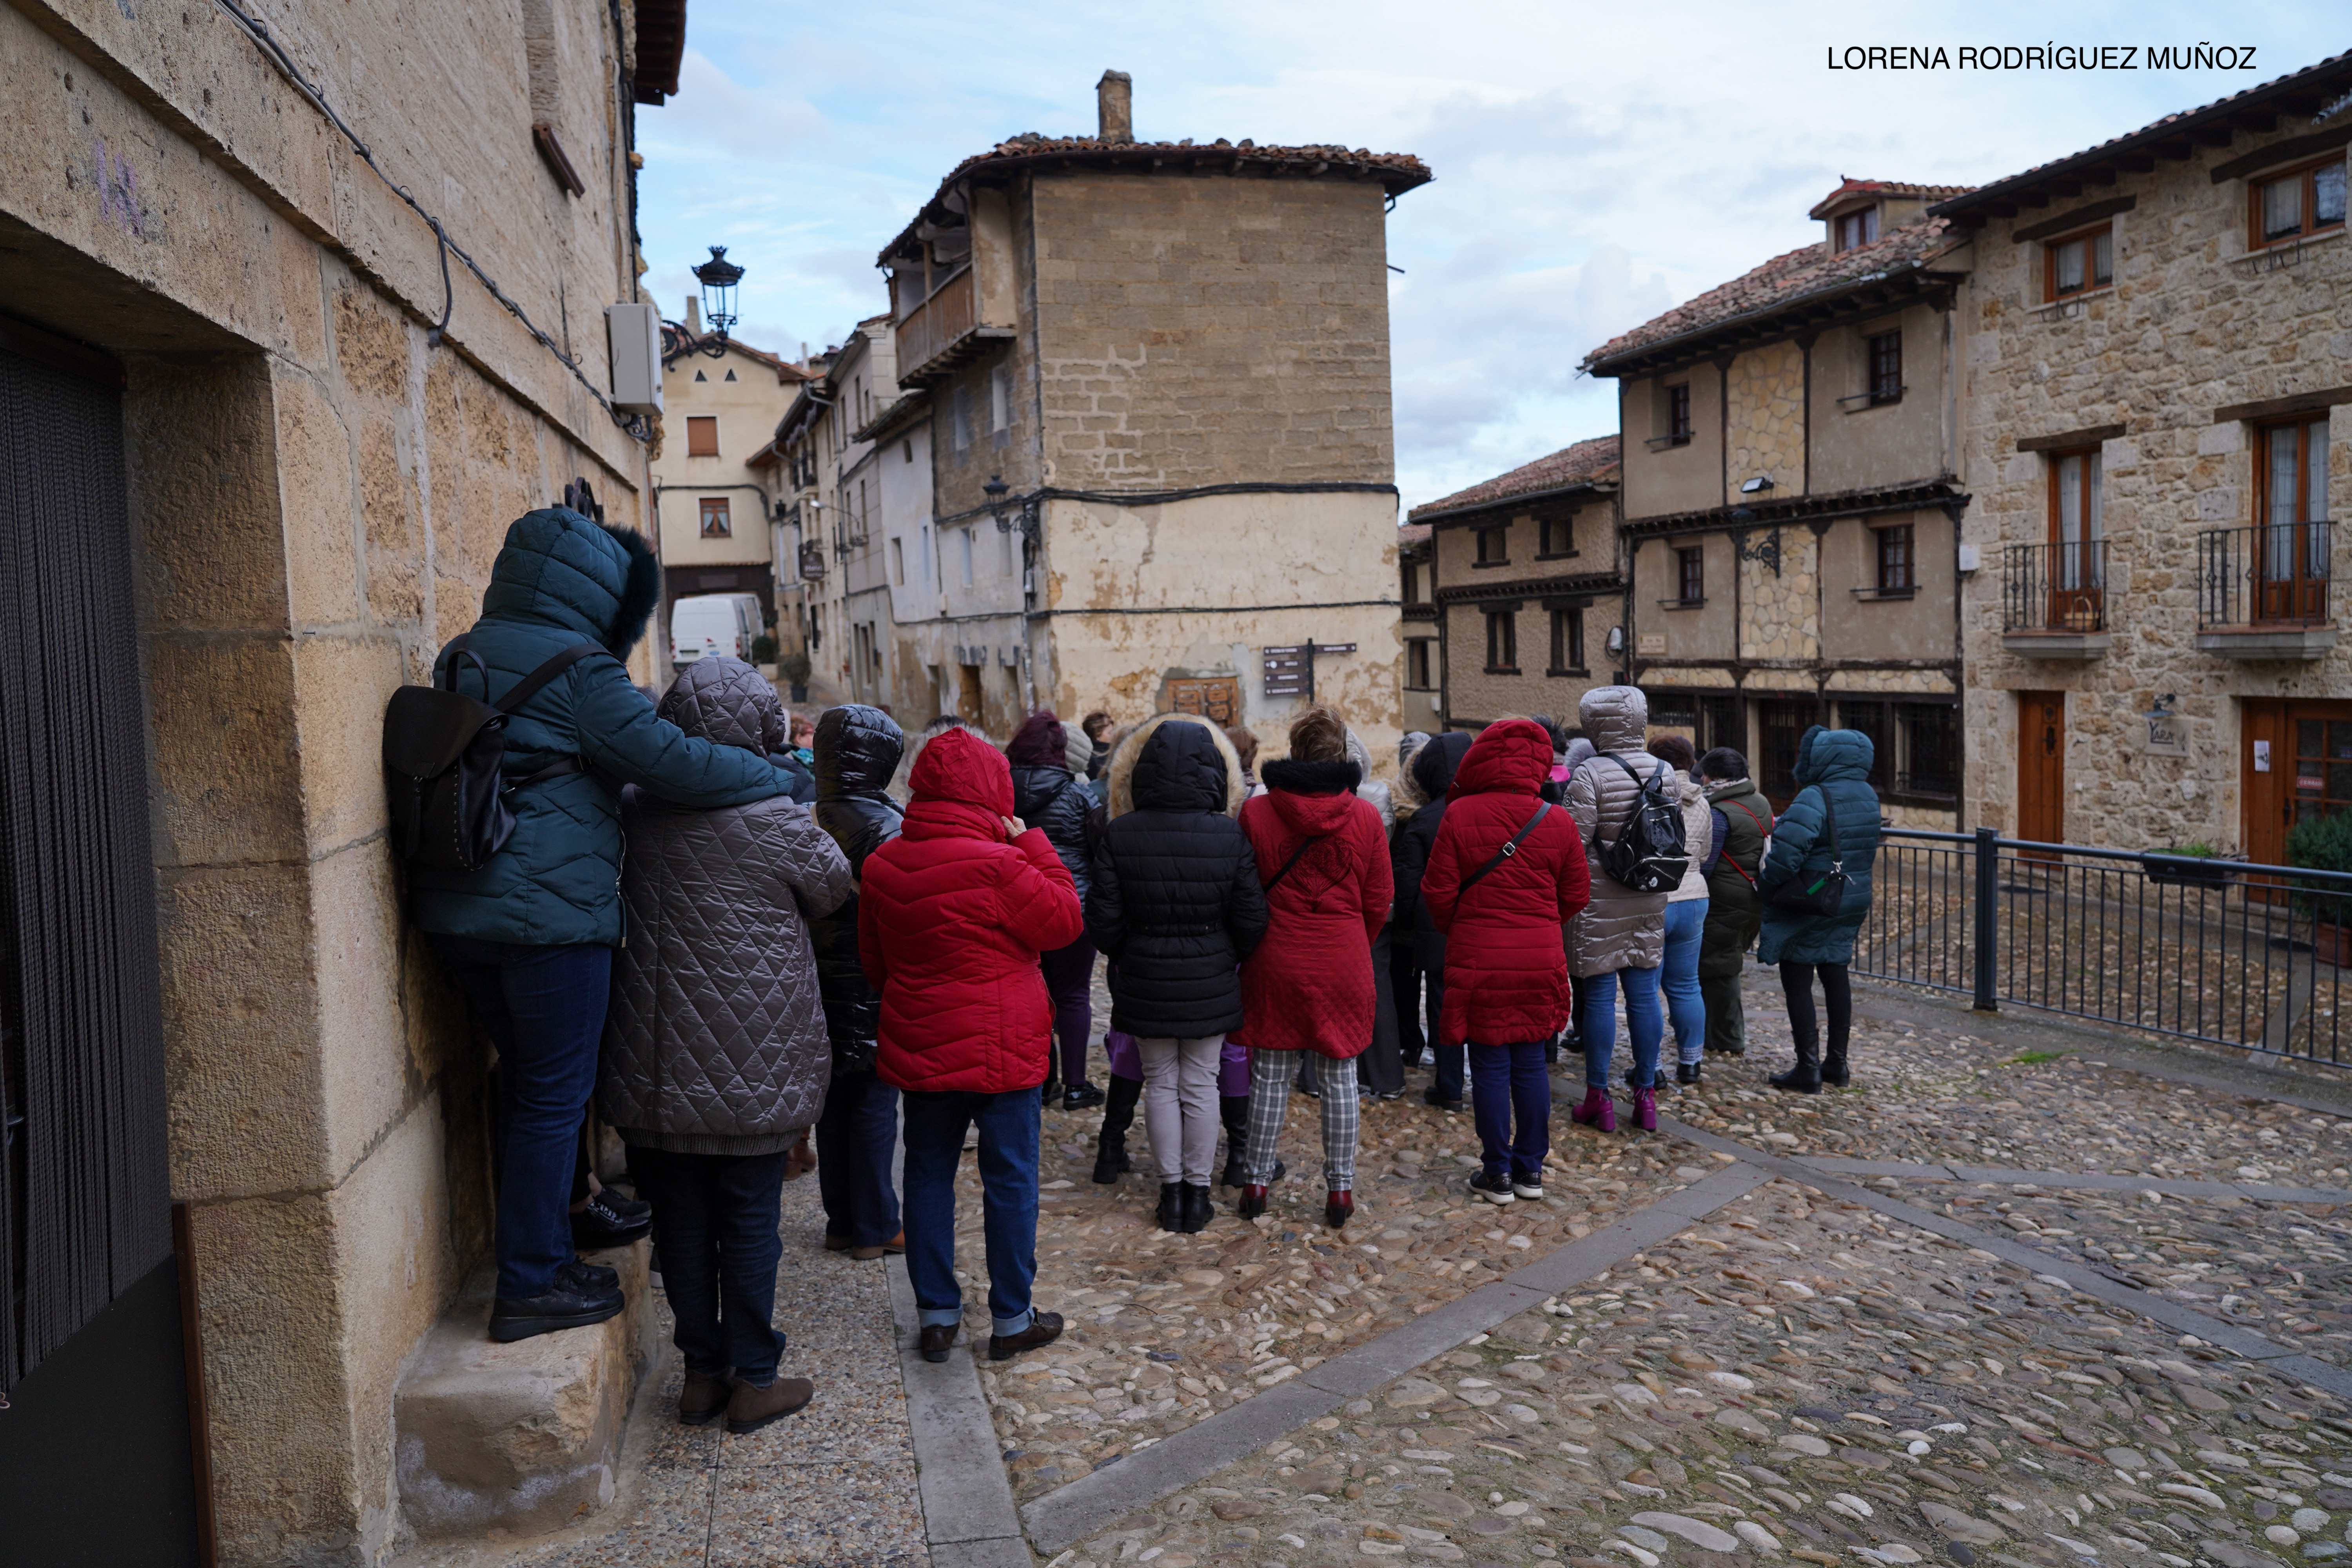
1632, 1085, 1658, 1132
1569, 1085, 1616, 1132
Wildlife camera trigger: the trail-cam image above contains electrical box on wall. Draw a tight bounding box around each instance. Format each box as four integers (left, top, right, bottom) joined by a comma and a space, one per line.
606, 303, 663, 414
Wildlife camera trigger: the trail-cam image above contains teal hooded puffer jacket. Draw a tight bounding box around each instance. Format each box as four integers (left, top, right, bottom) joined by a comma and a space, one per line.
405, 508, 792, 947
1757, 726, 1881, 966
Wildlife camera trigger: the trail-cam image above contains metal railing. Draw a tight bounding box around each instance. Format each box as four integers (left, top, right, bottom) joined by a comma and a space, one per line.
2198, 522, 2332, 629
1854, 828, 2352, 1064
2001, 540, 2108, 633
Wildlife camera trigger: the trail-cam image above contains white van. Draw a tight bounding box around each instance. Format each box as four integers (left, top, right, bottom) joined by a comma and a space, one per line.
670, 592, 762, 665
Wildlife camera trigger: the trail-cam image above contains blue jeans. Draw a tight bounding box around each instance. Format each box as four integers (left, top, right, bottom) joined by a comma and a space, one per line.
1580, 964, 1664, 1090
901, 1087, 1042, 1337
628, 1145, 789, 1383
816, 1070, 902, 1249
430, 935, 612, 1299
1468, 1042, 1551, 1182
1662, 899, 1710, 1066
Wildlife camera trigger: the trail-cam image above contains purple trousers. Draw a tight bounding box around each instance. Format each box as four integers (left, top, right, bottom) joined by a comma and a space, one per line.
1105, 1029, 1249, 1097
1040, 938, 1098, 1085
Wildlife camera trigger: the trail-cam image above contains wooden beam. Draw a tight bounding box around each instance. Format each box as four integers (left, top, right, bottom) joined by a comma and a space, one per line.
2211, 123, 2352, 183
2013, 195, 2138, 245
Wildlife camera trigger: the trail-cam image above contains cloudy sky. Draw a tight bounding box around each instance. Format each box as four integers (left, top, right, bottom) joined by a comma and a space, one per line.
635, 3, 2345, 512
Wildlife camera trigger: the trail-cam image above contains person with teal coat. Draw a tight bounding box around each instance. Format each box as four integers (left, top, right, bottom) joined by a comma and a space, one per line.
1756, 726, 1880, 1096
410, 507, 800, 1342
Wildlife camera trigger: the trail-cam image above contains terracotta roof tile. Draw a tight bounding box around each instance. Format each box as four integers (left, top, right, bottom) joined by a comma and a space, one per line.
1808, 177, 1975, 220
1408, 435, 1620, 521
1397, 521, 1432, 546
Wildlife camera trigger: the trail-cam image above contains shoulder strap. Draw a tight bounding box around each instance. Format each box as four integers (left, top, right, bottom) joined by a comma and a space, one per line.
1817, 786, 1843, 870
495, 642, 606, 717
1264, 833, 1328, 892
1455, 801, 1552, 900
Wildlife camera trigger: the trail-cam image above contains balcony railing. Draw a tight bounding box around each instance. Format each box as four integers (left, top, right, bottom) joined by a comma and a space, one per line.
2000, 540, 2107, 633
2198, 522, 2331, 629
895, 267, 996, 385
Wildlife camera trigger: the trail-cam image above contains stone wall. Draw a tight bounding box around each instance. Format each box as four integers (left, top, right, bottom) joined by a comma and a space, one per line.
1725, 340, 1808, 496
1738, 523, 1821, 665
1955, 133, 2352, 851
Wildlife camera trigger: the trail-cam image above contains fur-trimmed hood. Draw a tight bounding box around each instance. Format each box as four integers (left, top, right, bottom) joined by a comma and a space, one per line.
1106, 712, 1247, 817
481, 507, 661, 658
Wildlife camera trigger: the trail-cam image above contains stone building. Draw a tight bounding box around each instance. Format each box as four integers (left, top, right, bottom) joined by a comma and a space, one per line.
0, 0, 679, 1561
1933, 53, 2352, 859
1581, 182, 1975, 817
1403, 436, 1623, 736
1398, 521, 1440, 734
869, 72, 1426, 751
651, 303, 810, 671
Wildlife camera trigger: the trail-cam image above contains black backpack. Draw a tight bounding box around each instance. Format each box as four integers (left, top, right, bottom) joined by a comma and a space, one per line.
382, 637, 605, 873
1595, 754, 1690, 895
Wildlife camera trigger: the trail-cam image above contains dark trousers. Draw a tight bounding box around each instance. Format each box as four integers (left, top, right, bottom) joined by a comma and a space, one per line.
1468, 1041, 1551, 1182
1390, 938, 1426, 1066
1779, 961, 1852, 1056
1700, 969, 1746, 1054
901, 1087, 1041, 1336
430, 935, 611, 1299
1039, 938, 1098, 1085
1357, 925, 1405, 1096
628, 1145, 789, 1383
815, 1069, 901, 1249
1416, 935, 1463, 1100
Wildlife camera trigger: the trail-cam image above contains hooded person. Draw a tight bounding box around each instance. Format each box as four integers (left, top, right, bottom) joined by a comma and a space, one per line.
1006, 711, 1110, 1109
1086, 714, 1268, 1232
1757, 726, 1880, 1094
411, 508, 802, 1346
859, 727, 1085, 1363
599, 657, 854, 1432
1389, 730, 1473, 1108
1338, 726, 1406, 1099
1234, 706, 1394, 1230
1387, 733, 1434, 1078
1695, 747, 1773, 1062
1645, 733, 1715, 1086
1420, 719, 1591, 1203
1562, 686, 1672, 1133
809, 705, 909, 1261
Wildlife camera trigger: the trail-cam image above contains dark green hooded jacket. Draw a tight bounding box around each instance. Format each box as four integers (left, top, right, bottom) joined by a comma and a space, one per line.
406, 509, 793, 947
1757, 726, 1881, 966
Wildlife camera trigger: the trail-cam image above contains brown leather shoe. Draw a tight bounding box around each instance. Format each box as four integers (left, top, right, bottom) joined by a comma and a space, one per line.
918, 1324, 958, 1363
988, 1311, 1065, 1362
822, 1232, 851, 1252
678, 1370, 732, 1426
884, 1229, 906, 1255
725, 1376, 813, 1434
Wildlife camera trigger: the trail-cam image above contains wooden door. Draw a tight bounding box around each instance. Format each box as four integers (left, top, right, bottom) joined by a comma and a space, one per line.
2243, 699, 2352, 869
2017, 691, 2065, 846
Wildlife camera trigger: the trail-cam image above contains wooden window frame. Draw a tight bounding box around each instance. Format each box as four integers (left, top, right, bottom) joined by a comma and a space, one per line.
2251, 414, 2332, 624
2043, 444, 2106, 629
1895, 701, 1960, 800
1874, 522, 1915, 595
1537, 513, 1578, 559
1833, 206, 1879, 254
1483, 610, 1519, 675
1401, 560, 1423, 604
697, 496, 731, 539
2042, 223, 2114, 302
2249, 155, 2348, 250
1866, 330, 1903, 406
1405, 639, 1435, 691
1675, 544, 1705, 606
1474, 524, 1510, 568
1666, 383, 1692, 446
686, 415, 720, 457
1547, 606, 1586, 677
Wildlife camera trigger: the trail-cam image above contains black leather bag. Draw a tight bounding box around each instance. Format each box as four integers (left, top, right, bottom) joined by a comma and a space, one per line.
1764, 785, 1848, 918
382, 638, 603, 872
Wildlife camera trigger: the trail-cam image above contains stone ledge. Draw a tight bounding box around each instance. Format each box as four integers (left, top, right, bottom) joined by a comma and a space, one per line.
2195, 625, 2337, 661
2002, 631, 2112, 659
392, 1241, 656, 1543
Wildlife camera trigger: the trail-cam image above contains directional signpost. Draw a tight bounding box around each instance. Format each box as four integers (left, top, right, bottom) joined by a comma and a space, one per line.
1261, 639, 1356, 701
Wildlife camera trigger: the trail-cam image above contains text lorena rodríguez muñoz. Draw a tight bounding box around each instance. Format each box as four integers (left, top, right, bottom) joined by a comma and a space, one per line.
1826, 44, 2259, 71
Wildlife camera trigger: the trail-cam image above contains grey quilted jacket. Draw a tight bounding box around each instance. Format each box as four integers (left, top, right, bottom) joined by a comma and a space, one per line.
1563, 685, 1668, 977
600, 658, 855, 1155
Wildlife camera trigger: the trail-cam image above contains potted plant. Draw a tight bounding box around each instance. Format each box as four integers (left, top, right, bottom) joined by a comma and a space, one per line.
750, 633, 779, 680
2141, 841, 2237, 889
2287, 813, 2352, 967
777, 650, 811, 702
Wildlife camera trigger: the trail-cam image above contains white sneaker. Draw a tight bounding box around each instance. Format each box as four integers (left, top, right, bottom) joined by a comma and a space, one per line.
1468, 1171, 1515, 1204
1511, 1178, 1544, 1200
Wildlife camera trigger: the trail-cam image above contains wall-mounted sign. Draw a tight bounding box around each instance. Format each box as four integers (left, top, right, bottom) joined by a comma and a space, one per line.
2143, 710, 2189, 757
1165, 676, 1240, 724
1637, 633, 1667, 656
2254, 739, 2272, 773
1262, 641, 1356, 699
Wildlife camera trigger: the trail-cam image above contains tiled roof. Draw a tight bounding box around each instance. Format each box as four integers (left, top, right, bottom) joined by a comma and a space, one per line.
880, 137, 1432, 265
1808, 178, 1975, 220
1408, 435, 1620, 522
1582, 218, 1965, 371
1933, 49, 2352, 220
1397, 521, 1432, 547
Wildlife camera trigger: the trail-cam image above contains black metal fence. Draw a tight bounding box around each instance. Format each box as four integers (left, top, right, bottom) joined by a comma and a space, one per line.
2198, 522, 2331, 629
1855, 828, 2352, 1065
2001, 540, 2107, 633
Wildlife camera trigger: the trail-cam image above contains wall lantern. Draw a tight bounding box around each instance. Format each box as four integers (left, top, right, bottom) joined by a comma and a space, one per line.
691, 245, 744, 356
1604, 625, 1627, 658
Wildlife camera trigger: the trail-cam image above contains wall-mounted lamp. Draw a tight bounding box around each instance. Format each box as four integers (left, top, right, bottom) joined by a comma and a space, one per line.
690, 245, 744, 356
1740, 475, 1774, 494
1604, 625, 1627, 658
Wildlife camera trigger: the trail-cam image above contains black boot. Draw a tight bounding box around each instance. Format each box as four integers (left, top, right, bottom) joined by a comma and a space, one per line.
1093, 1074, 1141, 1183
1156, 1181, 1185, 1232
1770, 1035, 1823, 1095
1821, 1040, 1850, 1088
1219, 1095, 1250, 1188
1181, 1183, 1213, 1233
1676, 1060, 1702, 1086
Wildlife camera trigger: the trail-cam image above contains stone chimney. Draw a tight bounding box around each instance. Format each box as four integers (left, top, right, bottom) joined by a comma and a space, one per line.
1097, 70, 1132, 144
685, 295, 702, 334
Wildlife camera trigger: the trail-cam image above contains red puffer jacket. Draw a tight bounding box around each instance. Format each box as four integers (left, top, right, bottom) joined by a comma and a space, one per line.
1421, 719, 1592, 1047
860, 728, 1085, 1094
1237, 757, 1394, 1059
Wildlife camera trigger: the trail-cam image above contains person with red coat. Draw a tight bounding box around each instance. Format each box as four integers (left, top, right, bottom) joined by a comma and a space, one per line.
859, 728, 1085, 1363
1234, 706, 1395, 1229
1422, 718, 1592, 1205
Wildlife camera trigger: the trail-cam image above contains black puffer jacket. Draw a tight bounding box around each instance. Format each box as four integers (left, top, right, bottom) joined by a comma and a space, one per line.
1011, 763, 1103, 904
1391, 731, 1472, 959
811, 705, 905, 1075
1086, 715, 1269, 1038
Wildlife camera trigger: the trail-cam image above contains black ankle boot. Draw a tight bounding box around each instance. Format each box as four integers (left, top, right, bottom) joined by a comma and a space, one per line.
1821, 1042, 1850, 1087
1156, 1182, 1185, 1232
1093, 1074, 1142, 1183
1676, 1060, 1702, 1085
1219, 1095, 1250, 1188
1770, 1038, 1823, 1094
1180, 1183, 1213, 1233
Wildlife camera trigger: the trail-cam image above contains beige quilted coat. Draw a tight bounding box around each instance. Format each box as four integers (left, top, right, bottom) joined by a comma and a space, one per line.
1563, 686, 1668, 977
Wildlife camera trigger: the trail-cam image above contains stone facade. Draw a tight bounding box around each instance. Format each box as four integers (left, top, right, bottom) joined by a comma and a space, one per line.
1939, 65, 2352, 859
1724, 339, 1808, 494
0, 0, 668, 1559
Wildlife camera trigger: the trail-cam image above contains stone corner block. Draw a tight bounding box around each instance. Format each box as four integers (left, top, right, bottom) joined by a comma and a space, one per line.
392, 1243, 654, 1542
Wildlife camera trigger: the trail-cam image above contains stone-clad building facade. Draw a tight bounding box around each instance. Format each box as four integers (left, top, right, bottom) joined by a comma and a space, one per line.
0, 0, 678, 1560
1935, 52, 2352, 860
1581, 182, 1974, 819
871, 74, 1425, 752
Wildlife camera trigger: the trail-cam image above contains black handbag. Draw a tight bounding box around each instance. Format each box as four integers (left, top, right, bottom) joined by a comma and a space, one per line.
1764, 785, 1848, 918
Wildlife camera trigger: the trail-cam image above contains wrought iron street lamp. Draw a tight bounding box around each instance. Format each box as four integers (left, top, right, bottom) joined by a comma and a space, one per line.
691, 245, 743, 356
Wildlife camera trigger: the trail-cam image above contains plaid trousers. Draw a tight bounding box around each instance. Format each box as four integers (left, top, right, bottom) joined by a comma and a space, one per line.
1243, 1049, 1358, 1192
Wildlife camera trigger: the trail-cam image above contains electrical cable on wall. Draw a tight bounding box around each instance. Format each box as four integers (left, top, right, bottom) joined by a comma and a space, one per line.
205, 0, 650, 441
